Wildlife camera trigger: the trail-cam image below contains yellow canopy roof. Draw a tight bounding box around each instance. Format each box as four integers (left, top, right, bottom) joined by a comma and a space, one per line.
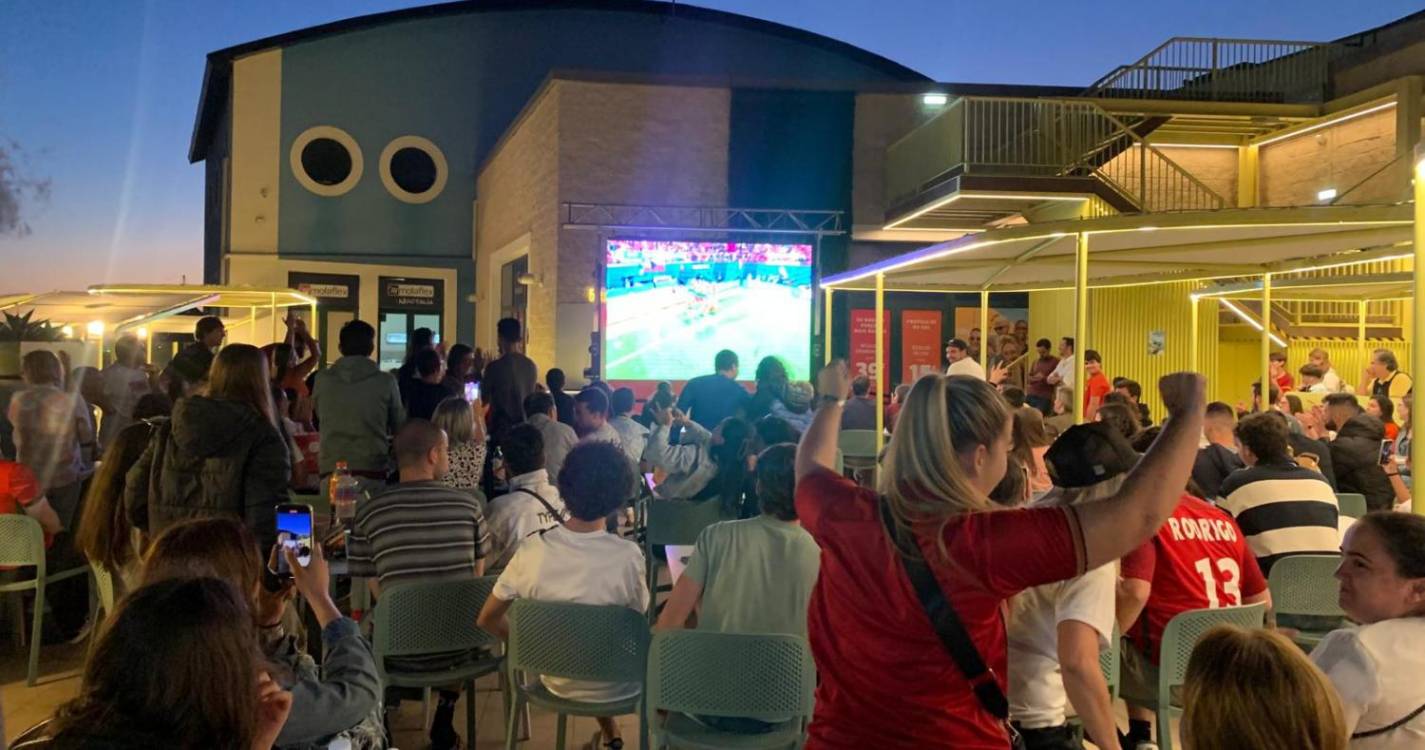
87, 284, 317, 308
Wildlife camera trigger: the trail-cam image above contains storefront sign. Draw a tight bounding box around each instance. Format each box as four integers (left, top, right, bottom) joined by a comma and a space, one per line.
849, 308, 890, 393
901, 309, 943, 383
288, 272, 359, 311
378, 276, 443, 311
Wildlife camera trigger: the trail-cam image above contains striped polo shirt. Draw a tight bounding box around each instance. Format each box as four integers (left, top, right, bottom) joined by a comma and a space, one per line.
1218, 462, 1340, 576
347, 480, 492, 589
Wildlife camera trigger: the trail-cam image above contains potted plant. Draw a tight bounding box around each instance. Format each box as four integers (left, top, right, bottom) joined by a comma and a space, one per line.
0, 310, 64, 377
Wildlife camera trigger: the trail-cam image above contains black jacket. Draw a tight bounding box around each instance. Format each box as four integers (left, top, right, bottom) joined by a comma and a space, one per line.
1329, 413, 1394, 511
124, 396, 289, 549
1288, 432, 1336, 490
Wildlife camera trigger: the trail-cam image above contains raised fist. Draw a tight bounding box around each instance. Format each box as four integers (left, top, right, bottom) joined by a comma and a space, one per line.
1158, 372, 1207, 417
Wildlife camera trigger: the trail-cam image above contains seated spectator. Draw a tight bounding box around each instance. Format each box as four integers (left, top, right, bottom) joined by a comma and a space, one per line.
886, 383, 913, 432
1309, 393, 1394, 511
1299, 363, 1330, 393
1312, 512, 1425, 745
1007, 423, 1126, 750
74, 422, 156, 596
1219, 412, 1339, 577
477, 441, 649, 750
1367, 395, 1399, 441
645, 403, 752, 515
1095, 400, 1144, 445
142, 517, 382, 750
523, 391, 577, 482
485, 424, 567, 571
608, 387, 649, 467
1309, 348, 1345, 393
432, 396, 486, 494
1117, 478, 1270, 748
839, 376, 877, 431
1361, 348, 1412, 400
1114, 378, 1152, 426
574, 387, 622, 448
1183, 625, 1346, 750
44, 577, 292, 749
1270, 351, 1294, 393
1192, 401, 1245, 501
347, 420, 490, 750
1011, 407, 1053, 495
638, 382, 674, 428
0, 457, 63, 553
1043, 386, 1075, 439
403, 348, 455, 422
547, 368, 576, 428
770, 380, 815, 433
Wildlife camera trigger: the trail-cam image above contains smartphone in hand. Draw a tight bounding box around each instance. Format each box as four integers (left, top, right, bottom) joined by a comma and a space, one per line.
274, 503, 314, 577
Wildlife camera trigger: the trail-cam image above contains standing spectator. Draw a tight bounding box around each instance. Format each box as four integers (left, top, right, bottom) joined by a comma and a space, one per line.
441, 344, 476, 395
1270, 351, 1294, 393
1045, 337, 1075, 390
1081, 350, 1111, 422
1219, 411, 1340, 577
395, 327, 435, 405
839, 376, 877, 431
1115, 378, 1152, 427
745, 356, 790, 423
1312, 512, 1425, 746
1304, 393, 1394, 511
1183, 626, 1346, 750
677, 349, 748, 431
75, 422, 156, 596
793, 360, 1207, 748
477, 441, 649, 750
124, 344, 289, 551
988, 336, 1028, 392
608, 387, 649, 467
403, 348, 455, 422
482, 318, 539, 439
98, 334, 152, 449
1192, 401, 1245, 501
312, 320, 403, 486
432, 396, 486, 494
1299, 364, 1330, 393
167, 315, 226, 384
523, 391, 577, 483
1117, 485, 1269, 748
1308, 348, 1345, 393
1025, 338, 1060, 414
573, 387, 622, 448
1367, 395, 1399, 441
546, 368, 576, 428
944, 338, 986, 379
967, 327, 983, 361
1043, 386, 1076, 439
1362, 348, 1413, 400
8, 349, 95, 525
271, 316, 321, 401
484, 424, 566, 571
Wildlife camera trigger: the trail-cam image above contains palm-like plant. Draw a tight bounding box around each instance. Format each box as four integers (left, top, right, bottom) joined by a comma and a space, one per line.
0, 310, 63, 342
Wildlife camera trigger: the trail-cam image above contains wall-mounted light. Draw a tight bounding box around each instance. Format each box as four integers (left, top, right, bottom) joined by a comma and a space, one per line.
516, 272, 543, 287
1317, 188, 1338, 203
85, 321, 104, 337
585, 286, 596, 304
135, 326, 148, 339
921, 93, 949, 106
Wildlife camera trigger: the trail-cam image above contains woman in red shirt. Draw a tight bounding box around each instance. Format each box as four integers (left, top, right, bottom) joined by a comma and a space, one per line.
795, 361, 1206, 749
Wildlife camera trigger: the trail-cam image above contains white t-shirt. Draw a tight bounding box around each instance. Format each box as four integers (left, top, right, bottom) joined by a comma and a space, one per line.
946, 357, 987, 380
1007, 562, 1116, 729
580, 421, 623, 449
1312, 618, 1425, 749
493, 524, 649, 702
98, 364, 151, 448
1050, 355, 1076, 389
1322, 367, 1344, 393
486, 470, 566, 570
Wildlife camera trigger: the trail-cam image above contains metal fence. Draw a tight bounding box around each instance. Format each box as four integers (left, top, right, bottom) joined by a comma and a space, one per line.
1084, 37, 1343, 103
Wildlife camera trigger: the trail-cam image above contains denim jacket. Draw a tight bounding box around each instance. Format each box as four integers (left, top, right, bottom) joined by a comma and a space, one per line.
271, 617, 383, 749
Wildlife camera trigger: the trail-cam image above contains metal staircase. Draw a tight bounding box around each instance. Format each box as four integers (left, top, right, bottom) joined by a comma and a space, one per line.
1084, 37, 1346, 103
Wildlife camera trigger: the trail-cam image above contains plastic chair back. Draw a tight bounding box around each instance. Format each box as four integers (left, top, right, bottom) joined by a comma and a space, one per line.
0, 515, 46, 575
371, 577, 499, 663
506, 600, 648, 684
1336, 493, 1368, 520
1100, 628, 1120, 701
648, 630, 814, 722
1158, 603, 1266, 700
89, 562, 115, 617
1268, 554, 1345, 619
838, 430, 878, 460
646, 499, 729, 547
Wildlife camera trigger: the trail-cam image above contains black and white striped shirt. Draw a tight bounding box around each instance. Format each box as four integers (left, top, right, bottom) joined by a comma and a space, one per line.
347, 481, 491, 589
1219, 462, 1340, 576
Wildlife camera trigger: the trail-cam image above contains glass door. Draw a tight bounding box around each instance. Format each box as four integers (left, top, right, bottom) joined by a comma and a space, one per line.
378, 312, 444, 372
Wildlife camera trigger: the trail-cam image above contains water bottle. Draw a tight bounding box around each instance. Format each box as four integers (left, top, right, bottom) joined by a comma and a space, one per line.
330, 461, 359, 526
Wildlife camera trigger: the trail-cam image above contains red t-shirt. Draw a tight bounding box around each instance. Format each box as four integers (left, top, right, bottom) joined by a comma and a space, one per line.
0, 461, 50, 549
1120, 494, 1266, 663
796, 469, 1086, 749
1083, 371, 1112, 413
1274, 372, 1294, 393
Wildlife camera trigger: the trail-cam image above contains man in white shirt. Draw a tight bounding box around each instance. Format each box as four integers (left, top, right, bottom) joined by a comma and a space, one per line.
573, 388, 623, 448
1308, 347, 1345, 393
98, 334, 154, 449
608, 387, 649, 467
485, 424, 567, 570
1298, 364, 1331, 394
478, 441, 649, 749
944, 338, 986, 380
523, 391, 578, 482
1046, 337, 1076, 390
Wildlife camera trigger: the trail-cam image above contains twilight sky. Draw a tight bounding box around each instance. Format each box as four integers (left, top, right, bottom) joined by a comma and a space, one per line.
1, 0, 1420, 291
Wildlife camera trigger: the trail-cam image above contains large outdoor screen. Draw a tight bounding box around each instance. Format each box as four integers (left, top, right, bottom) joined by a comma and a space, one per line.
604, 239, 813, 383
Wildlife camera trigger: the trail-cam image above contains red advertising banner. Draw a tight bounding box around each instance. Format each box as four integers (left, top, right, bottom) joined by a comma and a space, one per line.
901, 310, 943, 384
849, 308, 890, 393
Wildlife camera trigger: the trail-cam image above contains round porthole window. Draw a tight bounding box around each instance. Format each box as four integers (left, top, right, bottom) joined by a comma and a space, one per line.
379, 136, 447, 204
290, 126, 363, 197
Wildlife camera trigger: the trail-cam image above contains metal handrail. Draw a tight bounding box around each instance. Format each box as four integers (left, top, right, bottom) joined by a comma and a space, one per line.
1085, 37, 1342, 103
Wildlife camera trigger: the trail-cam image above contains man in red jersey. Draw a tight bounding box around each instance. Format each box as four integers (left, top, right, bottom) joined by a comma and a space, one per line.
1117, 486, 1269, 748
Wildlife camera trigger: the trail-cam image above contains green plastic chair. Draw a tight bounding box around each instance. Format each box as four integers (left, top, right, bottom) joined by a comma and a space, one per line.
647, 630, 815, 750
1268, 554, 1346, 650
643, 499, 731, 617
505, 599, 649, 750
88, 561, 115, 625
838, 430, 878, 471
1336, 493, 1368, 520
1154, 602, 1267, 750
1101, 628, 1121, 702
371, 577, 505, 746
0, 515, 90, 686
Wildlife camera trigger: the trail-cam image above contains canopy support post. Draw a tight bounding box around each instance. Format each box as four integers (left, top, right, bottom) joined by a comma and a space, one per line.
875, 273, 886, 458
270, 293, 279, 341
1411, 146, 1424, 514
1073, 233, 1088, 424
979, 290, 990, 372
1190, 295, 1200, 373
1261, 273, 1272, 411
824, 287, 833, 366
1357, 300, 1368, 378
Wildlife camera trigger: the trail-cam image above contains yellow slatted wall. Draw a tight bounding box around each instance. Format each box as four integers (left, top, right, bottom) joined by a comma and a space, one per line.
1086, 282, 1218, 420
1286, 338, 1412, 390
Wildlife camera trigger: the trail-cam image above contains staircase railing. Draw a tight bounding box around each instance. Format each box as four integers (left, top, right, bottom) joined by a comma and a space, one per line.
1084, 37, 1343, 103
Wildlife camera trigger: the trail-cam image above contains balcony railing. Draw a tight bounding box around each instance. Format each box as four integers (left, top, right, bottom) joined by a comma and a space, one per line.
1084, 37, 1345, 103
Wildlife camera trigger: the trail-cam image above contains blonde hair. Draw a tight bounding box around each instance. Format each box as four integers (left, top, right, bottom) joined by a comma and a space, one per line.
432, 396, 475, 445
879, 374, 1009, 558
1182, 625, 1347, 750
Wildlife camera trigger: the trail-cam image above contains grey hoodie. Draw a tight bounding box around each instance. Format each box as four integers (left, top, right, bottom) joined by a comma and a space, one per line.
314, 356, 404, 475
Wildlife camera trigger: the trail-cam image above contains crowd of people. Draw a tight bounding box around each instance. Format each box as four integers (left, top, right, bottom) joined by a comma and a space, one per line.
0, 307, 1419, 750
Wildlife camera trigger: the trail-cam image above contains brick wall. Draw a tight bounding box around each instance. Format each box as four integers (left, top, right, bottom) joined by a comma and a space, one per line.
852, 93, 938, 229
1259, 110, 1399, 207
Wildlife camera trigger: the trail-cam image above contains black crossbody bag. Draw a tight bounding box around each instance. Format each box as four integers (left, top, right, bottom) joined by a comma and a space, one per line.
879, 501, 1027, 750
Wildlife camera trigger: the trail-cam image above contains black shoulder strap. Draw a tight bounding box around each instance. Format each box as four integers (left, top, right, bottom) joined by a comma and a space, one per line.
878, 500, 1009, 720
513, 487, 564, 521
1352, 701, 1425, 740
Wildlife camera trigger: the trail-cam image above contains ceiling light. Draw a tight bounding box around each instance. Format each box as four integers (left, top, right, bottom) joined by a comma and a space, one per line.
922, 93, 949, 106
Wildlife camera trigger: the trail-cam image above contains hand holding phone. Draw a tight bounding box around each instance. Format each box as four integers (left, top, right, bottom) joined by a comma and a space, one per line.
274, 503, 314, 577
464, 381, 481, 403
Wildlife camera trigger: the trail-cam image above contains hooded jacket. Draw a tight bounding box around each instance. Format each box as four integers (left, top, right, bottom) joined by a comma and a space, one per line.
313, 355, 404, 475
124, 395, 289, 549
1329, 412, 1394, 511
